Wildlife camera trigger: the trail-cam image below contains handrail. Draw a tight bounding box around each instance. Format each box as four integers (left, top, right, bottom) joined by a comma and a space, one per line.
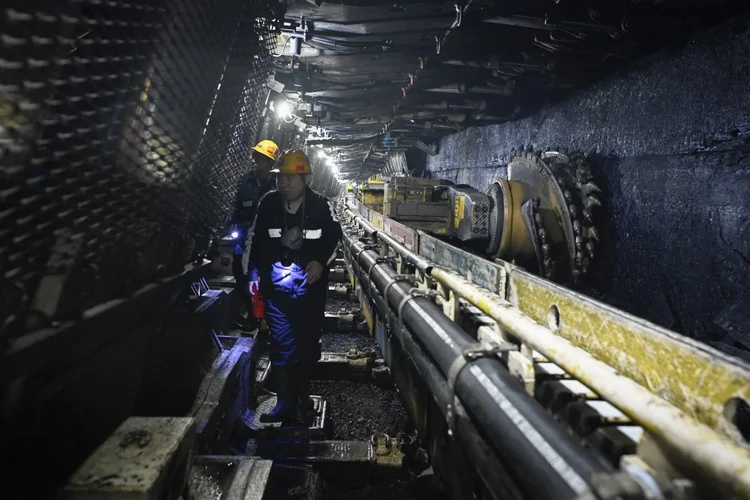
345, 202, 432, 273
430, 267, 750, 499
342, 200, 750, 498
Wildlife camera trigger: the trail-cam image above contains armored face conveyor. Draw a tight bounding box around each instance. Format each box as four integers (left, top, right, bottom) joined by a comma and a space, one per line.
340, 189, 750, 500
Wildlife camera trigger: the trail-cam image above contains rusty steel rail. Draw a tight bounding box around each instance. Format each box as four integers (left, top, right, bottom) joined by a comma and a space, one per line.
430, 268, 750, 499
503, 267, 750, 434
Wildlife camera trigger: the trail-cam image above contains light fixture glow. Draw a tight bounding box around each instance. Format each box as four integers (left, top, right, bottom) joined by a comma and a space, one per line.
231, 231, 239, 239
275, 100, 292, 119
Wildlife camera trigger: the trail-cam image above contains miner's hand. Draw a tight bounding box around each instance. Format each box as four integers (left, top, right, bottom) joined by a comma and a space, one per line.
305, 260, 324, 284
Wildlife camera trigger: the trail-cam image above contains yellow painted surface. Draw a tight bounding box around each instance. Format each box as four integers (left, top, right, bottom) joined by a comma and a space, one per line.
360, 191, 384, 208
369, 211, 384, 231
453, 194, 465, 225
353, 202, 750, 496
431, 267, 750, 498
508, 268, 750, 435
358, 287, 374, 333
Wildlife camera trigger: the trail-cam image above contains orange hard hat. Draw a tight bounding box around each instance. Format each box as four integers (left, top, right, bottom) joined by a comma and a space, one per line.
252, 139, 280, 161
272, 149, 312, 175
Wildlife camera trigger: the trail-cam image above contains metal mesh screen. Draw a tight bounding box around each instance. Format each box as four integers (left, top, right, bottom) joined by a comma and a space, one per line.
384, 152, 409, 177
1, 0, 278, 342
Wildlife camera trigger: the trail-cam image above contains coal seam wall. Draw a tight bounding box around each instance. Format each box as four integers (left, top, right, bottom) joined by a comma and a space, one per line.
426, 14, 750, 345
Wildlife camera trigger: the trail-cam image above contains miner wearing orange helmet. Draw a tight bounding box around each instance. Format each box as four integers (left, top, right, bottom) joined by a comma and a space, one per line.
230, 139, 280, 325
245, 149, 342, 424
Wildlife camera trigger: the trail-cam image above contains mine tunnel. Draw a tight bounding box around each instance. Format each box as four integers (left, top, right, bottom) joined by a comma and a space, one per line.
2, 0, 750, 499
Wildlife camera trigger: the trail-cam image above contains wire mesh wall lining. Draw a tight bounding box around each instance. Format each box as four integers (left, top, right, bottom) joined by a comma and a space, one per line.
0, 0, 279, 342
384, 152, 410, 177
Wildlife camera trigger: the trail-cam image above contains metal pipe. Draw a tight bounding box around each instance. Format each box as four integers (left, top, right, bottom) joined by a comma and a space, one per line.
343, 203, 750, 495
312, 16, 460, 35
351, 257, 524, 500
483, 15, 618, 36
343, 233, 609, 500
429, 267, 750, 499
328, 283, 351, 298
323, 313, 366, 333
345, 202, 432, 273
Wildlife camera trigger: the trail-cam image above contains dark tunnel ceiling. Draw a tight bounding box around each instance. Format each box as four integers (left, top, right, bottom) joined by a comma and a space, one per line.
270, 0, 746, 181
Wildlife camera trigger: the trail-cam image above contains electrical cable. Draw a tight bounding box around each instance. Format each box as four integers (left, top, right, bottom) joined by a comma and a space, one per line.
272, 35, 292, 58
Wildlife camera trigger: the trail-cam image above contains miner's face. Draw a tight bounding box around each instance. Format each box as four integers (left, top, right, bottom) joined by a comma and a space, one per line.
277, 173, 306, 201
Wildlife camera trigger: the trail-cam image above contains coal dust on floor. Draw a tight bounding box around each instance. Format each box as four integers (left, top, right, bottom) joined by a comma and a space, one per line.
311, 379, 410, 441
315, 324, 409, 441
314, 324, 442, 499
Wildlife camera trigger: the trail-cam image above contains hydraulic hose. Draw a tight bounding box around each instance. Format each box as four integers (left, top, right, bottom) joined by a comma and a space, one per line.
343, 232, 610, 500
345, 203, 432, 273
349, 255, 524, 500
344, 200, 750, 498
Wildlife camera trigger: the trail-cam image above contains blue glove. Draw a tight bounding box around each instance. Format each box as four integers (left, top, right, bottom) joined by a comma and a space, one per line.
248, 267, 260, 283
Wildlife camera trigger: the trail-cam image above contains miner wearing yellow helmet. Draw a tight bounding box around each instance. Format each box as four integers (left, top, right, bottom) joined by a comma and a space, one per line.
245, 149, 342, 424
230, 139, 280, 327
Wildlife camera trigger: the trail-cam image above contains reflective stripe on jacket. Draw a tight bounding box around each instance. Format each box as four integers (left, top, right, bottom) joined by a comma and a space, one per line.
246, 186, 342, 286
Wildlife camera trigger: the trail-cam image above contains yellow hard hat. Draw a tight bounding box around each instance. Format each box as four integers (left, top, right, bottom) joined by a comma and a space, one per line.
272, 149, 312, 175
252, 139, 280, 161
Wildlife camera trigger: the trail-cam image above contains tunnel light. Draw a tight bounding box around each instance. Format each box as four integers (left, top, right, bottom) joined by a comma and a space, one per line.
275, 100, 292, 119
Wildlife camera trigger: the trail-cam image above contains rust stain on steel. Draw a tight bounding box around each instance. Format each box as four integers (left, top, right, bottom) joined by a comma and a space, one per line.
383, 218, 417, 250
507, 266, 750, 434
431, 267, 750, 498
417, 231, 503, 293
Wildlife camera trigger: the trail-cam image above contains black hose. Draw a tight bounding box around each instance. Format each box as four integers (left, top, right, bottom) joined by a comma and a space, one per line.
344, 232, 610, 500
345, 202, 432, 273
357, 263, 525, 500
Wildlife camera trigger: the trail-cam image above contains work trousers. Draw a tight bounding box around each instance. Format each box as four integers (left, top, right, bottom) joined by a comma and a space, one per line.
264, 277, 328, 369
231, 225, 250, 290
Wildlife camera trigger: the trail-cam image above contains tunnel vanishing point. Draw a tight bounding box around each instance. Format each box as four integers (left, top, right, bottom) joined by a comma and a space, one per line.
2, 1, 750, 499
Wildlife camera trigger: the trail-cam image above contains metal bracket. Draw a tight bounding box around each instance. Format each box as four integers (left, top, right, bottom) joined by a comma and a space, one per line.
383, 276, 419, 340
346, 347, 376, 361
396, 288, 438, 329
445, 341, 518, 434
383, 275, 418, 302
367, 257, 389, 283
369, 432, 405, 468
354, 244, 377, 262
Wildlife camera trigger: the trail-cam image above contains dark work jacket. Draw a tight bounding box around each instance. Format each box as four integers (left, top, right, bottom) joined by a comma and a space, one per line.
231, 173, 275, 226
246, 186, 342, 295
